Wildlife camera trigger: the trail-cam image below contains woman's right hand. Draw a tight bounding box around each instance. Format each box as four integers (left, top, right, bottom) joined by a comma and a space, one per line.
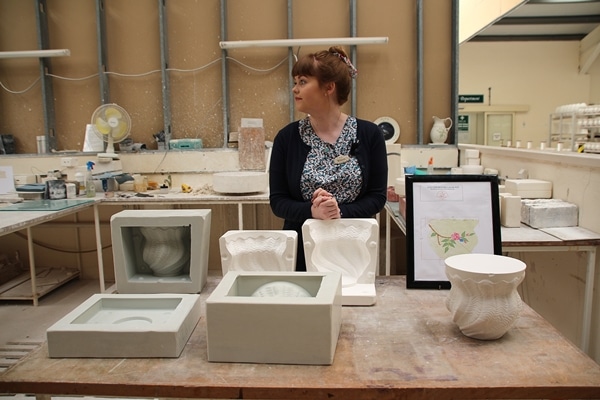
311, 189, 341, 219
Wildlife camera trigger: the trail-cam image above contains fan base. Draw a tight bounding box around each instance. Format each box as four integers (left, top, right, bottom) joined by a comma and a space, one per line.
98, 152, 119, 160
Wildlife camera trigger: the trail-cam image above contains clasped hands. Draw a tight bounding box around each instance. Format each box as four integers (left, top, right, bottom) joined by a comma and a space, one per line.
311, 188, 341, 220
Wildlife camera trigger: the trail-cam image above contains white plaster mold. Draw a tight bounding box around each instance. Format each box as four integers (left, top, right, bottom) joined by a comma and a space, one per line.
302, 218, 379, 306
521, 198, 578, 228
445, 253, 526, 340
205, 271, 342, 365
111, 209, 211, 294
46, 293, 201, 358
505, 178, 552, 199
219, 230, 297, 274
500, 193, 522, 228
212, 171, 268, 194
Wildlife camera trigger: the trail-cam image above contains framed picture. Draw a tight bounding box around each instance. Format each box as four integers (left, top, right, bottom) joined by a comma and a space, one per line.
405, 174, 501, 289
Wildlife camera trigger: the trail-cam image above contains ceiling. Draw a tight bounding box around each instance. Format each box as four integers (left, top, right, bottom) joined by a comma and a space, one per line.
468, 0, 600, 42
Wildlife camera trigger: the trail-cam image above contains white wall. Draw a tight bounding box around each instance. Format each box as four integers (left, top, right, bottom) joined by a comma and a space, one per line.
459, 41, 593, 145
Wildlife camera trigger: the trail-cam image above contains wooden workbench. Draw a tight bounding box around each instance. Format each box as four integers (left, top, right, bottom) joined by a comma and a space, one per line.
384, 201, 600, 353
0, 275, 598, 399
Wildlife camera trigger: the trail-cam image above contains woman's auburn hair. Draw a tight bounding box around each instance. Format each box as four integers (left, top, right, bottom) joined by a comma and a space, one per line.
291, 46, 352, 105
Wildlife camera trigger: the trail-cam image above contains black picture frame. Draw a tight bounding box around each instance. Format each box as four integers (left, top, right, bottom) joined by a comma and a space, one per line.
405, 174, 501, 289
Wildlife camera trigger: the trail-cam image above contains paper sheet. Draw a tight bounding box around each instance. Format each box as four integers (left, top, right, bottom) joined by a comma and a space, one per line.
0, 166, 16, 194
83, 124, 106, 152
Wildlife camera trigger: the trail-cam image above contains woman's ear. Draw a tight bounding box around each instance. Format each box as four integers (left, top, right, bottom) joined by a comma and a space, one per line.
325, 82, 336, 96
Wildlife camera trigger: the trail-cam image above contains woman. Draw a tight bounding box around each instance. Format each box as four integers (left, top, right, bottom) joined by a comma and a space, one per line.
269, 46, 388, 271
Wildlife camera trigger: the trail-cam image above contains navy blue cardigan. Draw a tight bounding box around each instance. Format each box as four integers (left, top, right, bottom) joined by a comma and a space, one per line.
269, 118, 388, 270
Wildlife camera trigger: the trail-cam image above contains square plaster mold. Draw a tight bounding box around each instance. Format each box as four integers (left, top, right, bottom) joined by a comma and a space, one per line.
206, 271, 342, 365
302, 218, 379, 306
111, 209, 211, 294
505, 179, 552, 199
219, 230, 297, 274
46, 293, 201, 358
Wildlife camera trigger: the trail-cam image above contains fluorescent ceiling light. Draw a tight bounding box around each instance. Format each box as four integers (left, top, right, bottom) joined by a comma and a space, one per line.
220, 37, 388, 49
0, 49, 71, 59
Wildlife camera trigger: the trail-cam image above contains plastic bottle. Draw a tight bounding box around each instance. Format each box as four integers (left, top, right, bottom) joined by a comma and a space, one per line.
427, 157, 434, 175
85, 161, 96, 198
74, 171, 85, 194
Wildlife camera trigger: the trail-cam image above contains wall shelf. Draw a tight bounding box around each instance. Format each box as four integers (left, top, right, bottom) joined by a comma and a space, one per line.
548, 111, 600, 151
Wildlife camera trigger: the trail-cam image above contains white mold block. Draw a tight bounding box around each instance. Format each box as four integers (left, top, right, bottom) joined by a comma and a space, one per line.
219, 230, 297, 274
464, 149, 480, 159
521, 199, 578, 228
47, 293, 201, 358
505, 179, 552, 199
302, 218, 378, 306
212, 171, 268, 194
500, 194, 522, 228
206, 271, 342, 365
111, 209, 211, 294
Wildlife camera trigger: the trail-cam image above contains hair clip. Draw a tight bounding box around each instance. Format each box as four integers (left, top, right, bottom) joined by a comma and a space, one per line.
332, 51, 358, 79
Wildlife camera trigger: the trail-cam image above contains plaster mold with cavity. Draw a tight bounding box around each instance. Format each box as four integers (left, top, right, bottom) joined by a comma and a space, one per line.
111, 209, 211, 294
206, 271, 342, 365
46, 293, 201, 358
219, 230, 297, 274
302, 218, 379, 306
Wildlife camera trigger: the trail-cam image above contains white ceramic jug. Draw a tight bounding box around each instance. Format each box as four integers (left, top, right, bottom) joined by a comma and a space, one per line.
430, 116, 452, 144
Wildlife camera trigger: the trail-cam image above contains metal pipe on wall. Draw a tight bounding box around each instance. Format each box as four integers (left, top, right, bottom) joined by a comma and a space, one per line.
35, 0, 57, 152
220, 0, 230, 147
416, 0, 424, 144
158, 0, 172, 148
95, 0, 109, 105
451, 0, 459, 146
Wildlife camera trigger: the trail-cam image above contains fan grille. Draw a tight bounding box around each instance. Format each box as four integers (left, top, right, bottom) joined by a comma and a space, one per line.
91, 103, 131, 143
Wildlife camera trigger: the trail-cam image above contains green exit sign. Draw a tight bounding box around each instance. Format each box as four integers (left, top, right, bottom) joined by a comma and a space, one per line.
459, 94, 484, 103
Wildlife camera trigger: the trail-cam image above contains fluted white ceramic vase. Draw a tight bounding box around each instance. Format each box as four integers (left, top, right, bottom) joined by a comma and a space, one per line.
445, 253, 526, 340
139, 226, 190, 277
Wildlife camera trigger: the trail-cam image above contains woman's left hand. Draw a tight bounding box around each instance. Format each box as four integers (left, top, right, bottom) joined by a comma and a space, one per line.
311, 190, 341, 219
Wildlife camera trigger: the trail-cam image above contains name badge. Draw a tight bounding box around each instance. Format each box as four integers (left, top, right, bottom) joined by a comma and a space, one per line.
333, 155, 350, 164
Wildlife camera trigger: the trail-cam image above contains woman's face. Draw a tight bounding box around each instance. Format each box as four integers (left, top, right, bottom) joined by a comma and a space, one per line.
292, 75, 328, 114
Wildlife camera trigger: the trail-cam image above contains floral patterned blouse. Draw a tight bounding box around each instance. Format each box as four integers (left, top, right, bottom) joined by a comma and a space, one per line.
299, 115, 363, 204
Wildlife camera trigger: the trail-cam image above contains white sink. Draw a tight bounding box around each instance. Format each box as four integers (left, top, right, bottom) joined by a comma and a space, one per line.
47, 293, 201, 358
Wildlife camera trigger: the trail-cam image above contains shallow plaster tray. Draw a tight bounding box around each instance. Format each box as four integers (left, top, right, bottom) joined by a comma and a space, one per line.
206, 271, 342, 365
46, 293, 201, 358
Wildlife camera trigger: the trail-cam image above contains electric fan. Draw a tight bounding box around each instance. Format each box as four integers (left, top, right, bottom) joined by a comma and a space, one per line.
90, 103, 132, 159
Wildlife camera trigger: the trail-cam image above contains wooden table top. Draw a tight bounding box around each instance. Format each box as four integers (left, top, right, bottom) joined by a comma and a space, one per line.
0, 275, 599, 399
385, 201, 600, 248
